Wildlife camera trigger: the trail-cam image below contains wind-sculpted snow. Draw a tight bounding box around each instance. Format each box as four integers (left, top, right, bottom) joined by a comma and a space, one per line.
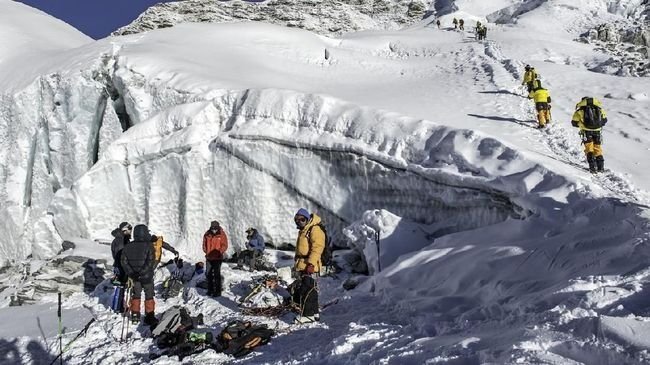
56, 86, 584, 260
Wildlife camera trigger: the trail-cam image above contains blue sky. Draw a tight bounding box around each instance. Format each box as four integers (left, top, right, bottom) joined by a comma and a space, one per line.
17, 0, 177, 39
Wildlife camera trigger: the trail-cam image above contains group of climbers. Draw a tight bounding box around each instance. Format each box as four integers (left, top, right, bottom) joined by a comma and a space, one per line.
109, 207, 328, 329
522, 64, 608, 173
523, 65, 552, 129
436, 18, 487, 41
111, 223, 179, 327
475, 21, 487, 40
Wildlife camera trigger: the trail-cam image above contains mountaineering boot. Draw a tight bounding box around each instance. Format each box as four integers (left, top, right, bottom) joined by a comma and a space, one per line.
144, 312, 159, 328
131, 311, 141, 324
596, 156, 605, 172
586, 153, 597, 173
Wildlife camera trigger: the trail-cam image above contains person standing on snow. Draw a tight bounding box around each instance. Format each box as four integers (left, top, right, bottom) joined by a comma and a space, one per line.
528, 80, 552, 129
203, 220, 228, 297
459, 18, 464, 30
237, 228, 265, 271
436, 19, 441, 29
291, 208, 325, 324
452, 18, 458, 29
110, 222, 131, 313
111, 222, 132, 285
522, 65, 538, 94
571, 97, 608, 173
120, 224, 157, 327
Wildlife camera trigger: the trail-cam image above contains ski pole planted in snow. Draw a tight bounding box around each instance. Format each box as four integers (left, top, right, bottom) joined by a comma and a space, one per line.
57, 292, 63, 365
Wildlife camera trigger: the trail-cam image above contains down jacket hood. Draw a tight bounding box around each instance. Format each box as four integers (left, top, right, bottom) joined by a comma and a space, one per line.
133, 224, 151, 242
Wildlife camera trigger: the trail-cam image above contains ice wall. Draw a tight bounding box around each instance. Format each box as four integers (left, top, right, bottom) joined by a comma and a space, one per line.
0, 70, 122, 266
49, 74, 579, 261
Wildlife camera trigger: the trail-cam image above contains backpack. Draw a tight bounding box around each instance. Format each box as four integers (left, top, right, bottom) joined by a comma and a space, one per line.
152, 306, 196, 348
581, 98, 603, 128
217, 320, 274, 358
153, 236, 164, 261
306, 223, 333, 269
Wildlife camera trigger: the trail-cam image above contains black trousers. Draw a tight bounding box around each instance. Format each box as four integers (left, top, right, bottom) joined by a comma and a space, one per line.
206, 259, 222, 296
292, 274, 319, 317
132, 280, 155, 300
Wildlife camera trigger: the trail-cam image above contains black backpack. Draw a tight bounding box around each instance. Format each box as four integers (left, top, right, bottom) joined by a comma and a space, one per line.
152, 306, 197, 348
581, 98, 603, 128
306, 223, 333, 269
217, 320, 274, 358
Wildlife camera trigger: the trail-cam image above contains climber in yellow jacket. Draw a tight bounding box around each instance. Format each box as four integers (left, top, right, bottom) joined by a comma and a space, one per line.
528, 80, 552, 128
522, 65, 538, 93
571, 97, 608, 173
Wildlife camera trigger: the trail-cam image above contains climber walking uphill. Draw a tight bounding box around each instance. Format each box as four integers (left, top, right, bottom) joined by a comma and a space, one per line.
291, 208, 325, 324
452, 18, 458, 29
203, 220, 228, 297
522, 65, 539, 93
120, 224, 158, 327
458, 18, 464, 30
571, 97, 608, 173
528, 79, 552, 129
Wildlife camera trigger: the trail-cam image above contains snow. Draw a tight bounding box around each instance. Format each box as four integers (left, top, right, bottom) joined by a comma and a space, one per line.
1, 0, 650, 364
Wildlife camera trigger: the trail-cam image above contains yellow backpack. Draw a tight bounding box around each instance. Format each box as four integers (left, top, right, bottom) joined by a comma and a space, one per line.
154, 235, 164, 261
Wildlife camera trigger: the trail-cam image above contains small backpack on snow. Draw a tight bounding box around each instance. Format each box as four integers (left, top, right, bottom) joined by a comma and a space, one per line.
152, 306, 201, 348
216, 320, 274, 358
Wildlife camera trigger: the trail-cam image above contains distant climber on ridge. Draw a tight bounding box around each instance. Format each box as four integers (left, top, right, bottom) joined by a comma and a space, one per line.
522, 64, 538, 94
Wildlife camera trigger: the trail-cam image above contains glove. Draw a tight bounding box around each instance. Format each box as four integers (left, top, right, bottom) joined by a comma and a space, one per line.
174, 251, 180, 258
304, 263, 315, 275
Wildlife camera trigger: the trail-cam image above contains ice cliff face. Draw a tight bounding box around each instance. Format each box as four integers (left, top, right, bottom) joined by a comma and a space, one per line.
0, 55, 123, 266
112, 0, 430, 37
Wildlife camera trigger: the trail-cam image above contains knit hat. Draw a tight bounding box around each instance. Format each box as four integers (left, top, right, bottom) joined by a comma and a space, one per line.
295, 208, 310, 220
210, 220, 220, 229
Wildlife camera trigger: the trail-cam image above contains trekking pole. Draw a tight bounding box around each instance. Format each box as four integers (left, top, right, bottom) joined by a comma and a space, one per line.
120, 283, 131, 343
375, 230, 381, 273
48, 318, 96, 365
57, 292, 63, 365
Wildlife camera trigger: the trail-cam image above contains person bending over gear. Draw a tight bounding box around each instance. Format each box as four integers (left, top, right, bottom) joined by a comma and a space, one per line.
522, 65, 538, 93
528, 80, 552, 128
203, 221, 228, 297
291, 208, 325, 324
121, 224, 157, 327
237, 228, 265, 271
151, 233, 179, 268
571, 97, 608, 173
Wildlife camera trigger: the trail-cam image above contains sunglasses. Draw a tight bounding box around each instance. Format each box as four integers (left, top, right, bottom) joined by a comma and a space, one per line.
294, 217, 307, 223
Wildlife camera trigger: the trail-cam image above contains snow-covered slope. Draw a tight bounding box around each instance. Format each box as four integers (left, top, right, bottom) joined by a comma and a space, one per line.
112, 0, 430, 37
2, 0, 650, 363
